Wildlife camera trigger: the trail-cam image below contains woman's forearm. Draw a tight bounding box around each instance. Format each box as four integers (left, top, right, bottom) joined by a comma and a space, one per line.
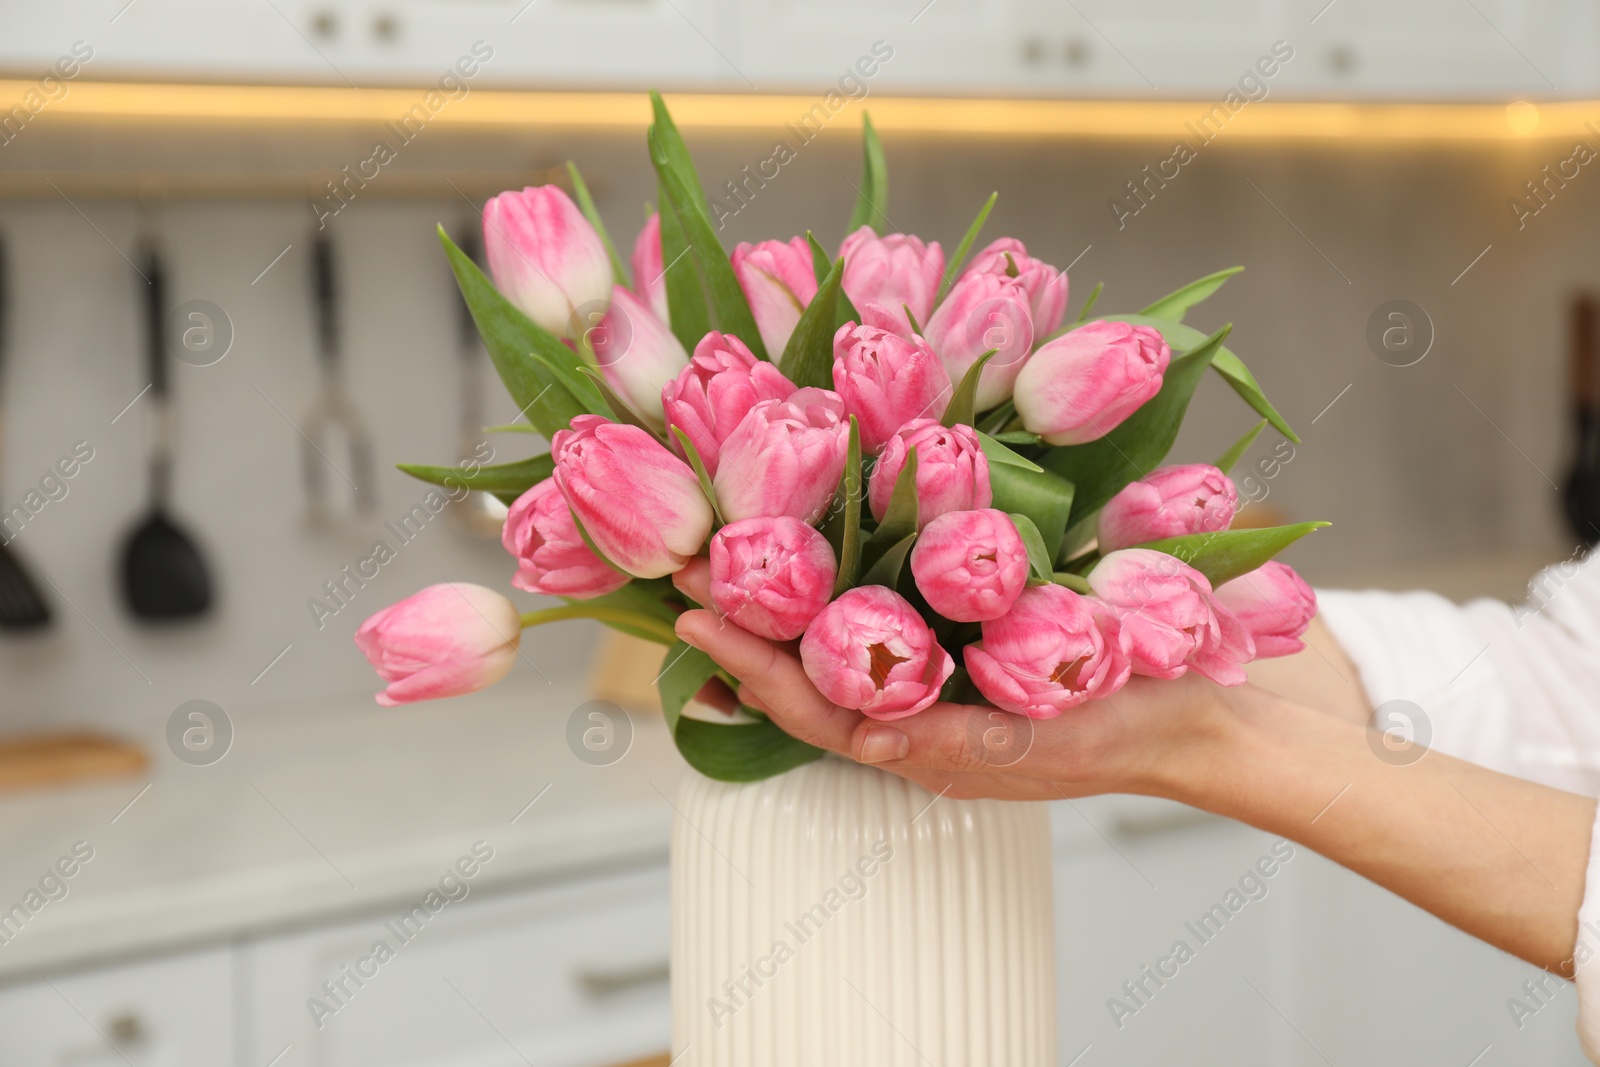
1161, 686, 1597, 975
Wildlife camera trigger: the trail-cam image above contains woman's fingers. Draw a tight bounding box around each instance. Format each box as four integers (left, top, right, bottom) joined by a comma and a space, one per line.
675, 609, 862, 756
672, 558, 713, 609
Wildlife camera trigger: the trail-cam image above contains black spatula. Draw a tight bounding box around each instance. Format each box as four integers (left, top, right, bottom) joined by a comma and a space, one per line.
0, 234, 50, 630
119, 244, 212, 620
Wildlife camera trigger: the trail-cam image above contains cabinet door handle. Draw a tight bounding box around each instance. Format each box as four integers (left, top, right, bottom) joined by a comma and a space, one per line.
573, 959, 669, 998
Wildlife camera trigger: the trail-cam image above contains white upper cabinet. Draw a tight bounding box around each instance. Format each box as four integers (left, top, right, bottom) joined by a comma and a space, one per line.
0, 0, 1595, 97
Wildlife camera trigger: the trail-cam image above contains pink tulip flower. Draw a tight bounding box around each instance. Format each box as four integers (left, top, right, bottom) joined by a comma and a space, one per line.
1087, 548, 1255, 685
964, 585, 1131, 718
831, 321, 953, 455
839, 227, 945, 329
502, 478, 628, 600
1013, 320, 1169, 445
1097, 464, 1239, 552
709, 516, 837, 641
483, 186, 613, 339
714, 389, 850, 524
731, 237, 818, 356
922, 271, 1036, 410
910, 508, 1028, 622
590, 286, 689, 429
857, 300, 918, 341
963, 237, 1069, 336
355, 583, 522, 706
553, 415, 714, 579
662, 331, 796, 477
868, 419, 992, 528
631, 212, 669, 324
1213, 561, 1317, 658
799, 585, 955, 720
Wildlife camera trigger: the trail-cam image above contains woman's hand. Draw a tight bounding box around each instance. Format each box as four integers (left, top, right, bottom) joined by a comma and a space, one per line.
672, 558, 1234, 802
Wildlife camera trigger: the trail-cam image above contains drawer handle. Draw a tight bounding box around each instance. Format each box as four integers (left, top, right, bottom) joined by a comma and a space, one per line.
574, 959, 669, 998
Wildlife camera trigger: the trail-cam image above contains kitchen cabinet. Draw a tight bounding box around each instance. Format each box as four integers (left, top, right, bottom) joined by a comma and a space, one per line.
4, 0, 1596, 98
1, 0, 730, 89
240, 865, 671, 1067
0, 946, 234, 1067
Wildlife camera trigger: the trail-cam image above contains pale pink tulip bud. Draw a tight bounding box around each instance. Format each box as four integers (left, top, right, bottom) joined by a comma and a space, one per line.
858, 300, 917, 341
553, 415, 714, 579
502, 478, 628, 600
1213, 561, 1317, 658
1014, 320, 1169, 446
964, 585, 1131, 718
868, 419, 992, 529
922, 271, 1035, 410
1087, 548, 1255, 685
910, 509, 1028, 622
709, 516, 837, 641
713, 389, 849, 524
355, 583, 522, 706
662, 331, 796, 477
730, 237, 818, 356
839, 227, 945, 329
1097, 464, 1239, 552
631, 212, 669, 324
831, 321, 953, 455
799, 585, 955, 721
590, 286, 689, 429
962, 238, 1069, 336
483, 186, 613, 339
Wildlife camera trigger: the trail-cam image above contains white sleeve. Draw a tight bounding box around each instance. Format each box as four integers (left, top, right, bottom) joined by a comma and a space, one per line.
1317, 551, 1600, 1062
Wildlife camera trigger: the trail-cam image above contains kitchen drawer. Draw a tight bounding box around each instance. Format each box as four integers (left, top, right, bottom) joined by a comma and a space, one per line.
242, 864, 670, 1067
0, 946, 233, 1067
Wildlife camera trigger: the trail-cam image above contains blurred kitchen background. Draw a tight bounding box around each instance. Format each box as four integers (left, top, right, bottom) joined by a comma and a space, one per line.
2, 1, 1599, 1065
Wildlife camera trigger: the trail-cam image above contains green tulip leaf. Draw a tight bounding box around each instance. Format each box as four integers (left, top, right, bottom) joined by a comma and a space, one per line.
649, 94, 768, 359
396, 452, 554, 502
1138, 266, 1243, 323
567, 160, 630, 288
522, 348, 611, 421
670, 426, 724, 525
821, 416, 864, 596
1072, 281, 1104, 326
858, 532, 916, 589
810, 231, 859, 327
779, 253, 845, 389
942, 350, 997, 428
674, 719, 827, 781
976, 430, 1044, 472
1105, 314, 1298, 442
656, 176, 711, 352
1133, 522, 1330, 588
937, 191, 997, 303
987, 454, 1074, 560
1041, 324, 1232, 529
845, 112, 889, 234
659, 638, 825, 781
863, 447, 920, 564
1007, 512, 1055, 586
438, 226, 595, 440
1216, 419, 1269, 475
482, 422, 544, 435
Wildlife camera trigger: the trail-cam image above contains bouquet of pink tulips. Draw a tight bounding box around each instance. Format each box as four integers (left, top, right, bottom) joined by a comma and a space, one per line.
356, 94, 1326, 780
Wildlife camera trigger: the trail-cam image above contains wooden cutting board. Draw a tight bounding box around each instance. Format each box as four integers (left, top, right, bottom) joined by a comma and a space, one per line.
0, 732, 147, 793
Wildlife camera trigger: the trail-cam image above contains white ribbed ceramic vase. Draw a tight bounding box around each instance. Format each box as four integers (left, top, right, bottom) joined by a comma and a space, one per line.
670, 755, 1057, 1065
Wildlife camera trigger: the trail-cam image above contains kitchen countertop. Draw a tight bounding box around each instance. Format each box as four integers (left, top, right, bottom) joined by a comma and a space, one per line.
0, 680, 685, 985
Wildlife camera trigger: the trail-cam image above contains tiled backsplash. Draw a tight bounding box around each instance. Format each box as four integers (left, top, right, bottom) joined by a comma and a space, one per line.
0, 124, 1588, 732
